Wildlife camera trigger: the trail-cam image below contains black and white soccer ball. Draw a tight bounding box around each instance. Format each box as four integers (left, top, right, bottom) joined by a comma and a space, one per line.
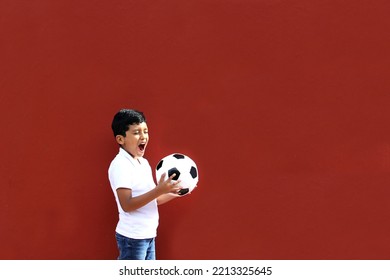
155, 153, 199, 195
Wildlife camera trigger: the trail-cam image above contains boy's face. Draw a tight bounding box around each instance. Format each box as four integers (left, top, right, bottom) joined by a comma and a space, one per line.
116, 122, 149, 159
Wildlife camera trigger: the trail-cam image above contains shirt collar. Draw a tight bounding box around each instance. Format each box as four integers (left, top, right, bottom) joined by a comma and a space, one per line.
119, 147, 141, 164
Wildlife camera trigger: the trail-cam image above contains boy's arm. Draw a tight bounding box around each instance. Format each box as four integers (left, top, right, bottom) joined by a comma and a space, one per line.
157, 193, 180, 205
117, 173, 181, 212
117, 188, 160, 212
157, 184, 198, 205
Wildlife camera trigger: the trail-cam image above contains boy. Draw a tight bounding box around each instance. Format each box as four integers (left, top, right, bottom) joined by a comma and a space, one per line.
108, 109, 182, 260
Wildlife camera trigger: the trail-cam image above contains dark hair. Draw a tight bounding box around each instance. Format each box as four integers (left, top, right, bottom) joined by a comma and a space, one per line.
111, 109, 146, 137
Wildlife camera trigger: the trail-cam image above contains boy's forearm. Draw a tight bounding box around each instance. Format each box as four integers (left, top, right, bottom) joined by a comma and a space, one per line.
120, 188, 162, 212
157, 193, 178, 205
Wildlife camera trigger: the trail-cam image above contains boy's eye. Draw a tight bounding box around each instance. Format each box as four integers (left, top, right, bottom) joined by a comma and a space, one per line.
133, 130, 148, 135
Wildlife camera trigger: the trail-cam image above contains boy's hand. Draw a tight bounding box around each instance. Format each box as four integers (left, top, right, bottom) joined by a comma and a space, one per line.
156, 173, 182, 195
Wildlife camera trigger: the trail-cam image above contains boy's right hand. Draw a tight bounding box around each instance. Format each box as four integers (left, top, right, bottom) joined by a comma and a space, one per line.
156, 173, 182, 195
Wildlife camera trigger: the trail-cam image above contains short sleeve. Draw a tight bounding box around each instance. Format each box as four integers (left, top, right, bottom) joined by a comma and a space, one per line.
108, 158, 133, 190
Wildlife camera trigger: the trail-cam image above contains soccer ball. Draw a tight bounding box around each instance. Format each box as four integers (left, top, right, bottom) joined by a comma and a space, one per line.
155, 153, 199, 195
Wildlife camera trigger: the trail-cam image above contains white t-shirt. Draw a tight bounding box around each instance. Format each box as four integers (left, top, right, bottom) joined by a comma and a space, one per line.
108, 148, 158, 239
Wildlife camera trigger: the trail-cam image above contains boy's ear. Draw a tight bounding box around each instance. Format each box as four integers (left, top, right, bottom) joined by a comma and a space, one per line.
115, 135, 125, 145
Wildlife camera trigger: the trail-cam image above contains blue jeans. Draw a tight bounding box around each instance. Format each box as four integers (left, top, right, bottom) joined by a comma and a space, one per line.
115, 232, 156, 260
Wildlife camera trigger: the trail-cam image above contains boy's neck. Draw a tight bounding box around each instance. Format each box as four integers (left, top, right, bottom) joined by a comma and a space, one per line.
120, 147, 141, 163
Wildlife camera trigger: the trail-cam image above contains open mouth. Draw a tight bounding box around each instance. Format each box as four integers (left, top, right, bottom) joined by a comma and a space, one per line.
138, 143, 146, 151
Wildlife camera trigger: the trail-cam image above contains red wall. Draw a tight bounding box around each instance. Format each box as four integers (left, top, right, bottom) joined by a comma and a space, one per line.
1, 0, 390, 259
